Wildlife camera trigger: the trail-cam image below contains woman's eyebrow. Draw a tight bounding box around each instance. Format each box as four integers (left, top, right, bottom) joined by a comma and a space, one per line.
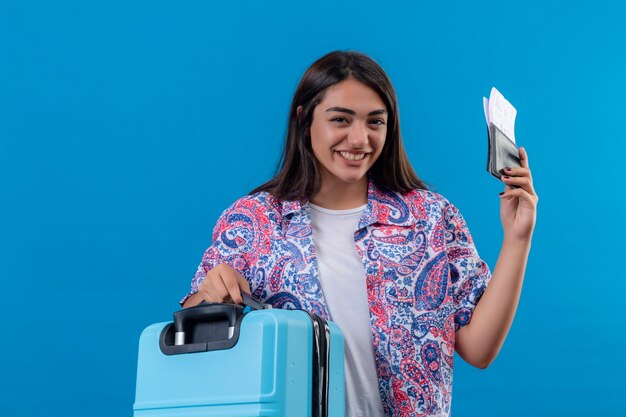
325, 106, 387, 116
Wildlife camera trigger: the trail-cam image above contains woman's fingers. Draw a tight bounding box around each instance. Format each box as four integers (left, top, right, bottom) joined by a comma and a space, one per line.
501, 173, 537, 197
237, 273, 252, 295
500, 185, 538, 205
500, 147, 537, 196
499, 148, 531, 178
519, 146, 529, 168
500, 166, 531, 179
199, 263, 249, 305
213, 275, 235, 303
199, 270, 232, 303
501, 174, 532, 189
500, 188, 539, 211
220, 267, 245, 305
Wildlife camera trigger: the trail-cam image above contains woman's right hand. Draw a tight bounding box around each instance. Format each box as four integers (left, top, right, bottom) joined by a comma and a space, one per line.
183, 263, 251, 308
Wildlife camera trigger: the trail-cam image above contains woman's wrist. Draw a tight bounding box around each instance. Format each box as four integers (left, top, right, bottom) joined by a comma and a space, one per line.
502, 233, 532, 250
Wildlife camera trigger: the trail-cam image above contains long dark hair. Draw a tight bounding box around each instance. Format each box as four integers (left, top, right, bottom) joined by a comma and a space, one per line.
250, 50, 428, 201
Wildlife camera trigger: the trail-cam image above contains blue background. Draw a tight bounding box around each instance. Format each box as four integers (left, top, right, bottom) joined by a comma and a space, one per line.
1, 1, 624, 415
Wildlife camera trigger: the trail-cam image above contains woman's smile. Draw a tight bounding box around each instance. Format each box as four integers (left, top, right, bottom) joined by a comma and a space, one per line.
335, 150, 369, 162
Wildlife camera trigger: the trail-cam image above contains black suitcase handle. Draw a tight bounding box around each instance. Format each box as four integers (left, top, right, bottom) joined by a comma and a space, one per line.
175, 291, 268, 341
160, 292, 267, 355
240, 292, 268, 310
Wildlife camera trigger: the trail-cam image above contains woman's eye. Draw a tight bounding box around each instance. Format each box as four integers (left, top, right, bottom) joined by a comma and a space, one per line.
330, 117, 385, 125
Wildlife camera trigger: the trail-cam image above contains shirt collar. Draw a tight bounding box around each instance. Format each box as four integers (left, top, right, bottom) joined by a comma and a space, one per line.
280, 177, 419, 228
358, 177, 419, 228
281, 199, 303, 218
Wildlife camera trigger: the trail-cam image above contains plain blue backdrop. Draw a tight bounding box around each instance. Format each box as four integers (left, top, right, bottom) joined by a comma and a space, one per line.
1, 1, 624, 415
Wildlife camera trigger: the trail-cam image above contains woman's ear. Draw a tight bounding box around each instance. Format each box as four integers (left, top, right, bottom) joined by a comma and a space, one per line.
296, 105, 302, 118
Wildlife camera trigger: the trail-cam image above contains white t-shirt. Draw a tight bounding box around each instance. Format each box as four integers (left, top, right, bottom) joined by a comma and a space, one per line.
309, 203, 385, 417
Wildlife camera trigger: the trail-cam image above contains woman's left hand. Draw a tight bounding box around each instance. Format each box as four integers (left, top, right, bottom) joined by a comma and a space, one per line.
499, 146, 538, 242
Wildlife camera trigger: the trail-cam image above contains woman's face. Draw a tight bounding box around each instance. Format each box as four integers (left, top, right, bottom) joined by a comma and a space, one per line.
305, 78, 388, 188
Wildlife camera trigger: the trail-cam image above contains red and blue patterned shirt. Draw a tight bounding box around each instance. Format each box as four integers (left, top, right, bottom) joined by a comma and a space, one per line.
181, 178, 491, 417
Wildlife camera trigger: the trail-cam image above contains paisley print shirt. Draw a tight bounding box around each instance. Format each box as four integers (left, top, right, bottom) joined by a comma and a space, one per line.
181, 178, 492, 417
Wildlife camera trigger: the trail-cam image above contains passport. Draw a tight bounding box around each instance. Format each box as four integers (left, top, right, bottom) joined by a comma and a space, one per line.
483, 88, 521, 184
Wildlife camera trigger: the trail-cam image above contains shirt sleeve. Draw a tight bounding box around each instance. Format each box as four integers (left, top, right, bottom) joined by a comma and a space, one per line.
442, 200, 492, 331
179, 199, 255, 306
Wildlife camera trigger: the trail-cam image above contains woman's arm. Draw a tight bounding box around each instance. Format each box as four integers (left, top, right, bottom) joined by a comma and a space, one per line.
455, 146, 538, 368
455, 237, 530, 368
179, 196, 261, 308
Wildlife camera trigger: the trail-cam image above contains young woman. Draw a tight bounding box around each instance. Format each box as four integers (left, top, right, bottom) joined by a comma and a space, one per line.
180, 50, 538, 417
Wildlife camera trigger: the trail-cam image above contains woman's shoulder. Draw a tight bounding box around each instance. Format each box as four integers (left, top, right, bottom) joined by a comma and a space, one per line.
398, 187, 454, 211
392, 187, 469, 227
221, 190, 279, 212
217, 190, 289, 222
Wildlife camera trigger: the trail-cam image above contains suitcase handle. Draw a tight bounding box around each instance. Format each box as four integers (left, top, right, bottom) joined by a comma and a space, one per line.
194, 291, 267, 310
172, 303, 240, 346
241, 291, 268, 310
172, 292, 267, 346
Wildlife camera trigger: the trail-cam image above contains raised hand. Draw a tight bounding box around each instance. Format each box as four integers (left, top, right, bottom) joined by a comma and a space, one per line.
498, 147, 538, 242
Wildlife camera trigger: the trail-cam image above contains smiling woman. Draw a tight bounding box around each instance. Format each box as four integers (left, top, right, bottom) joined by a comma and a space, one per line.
304, 79, 389, 208
180, 50, 537, 417
248, 50, 429, 204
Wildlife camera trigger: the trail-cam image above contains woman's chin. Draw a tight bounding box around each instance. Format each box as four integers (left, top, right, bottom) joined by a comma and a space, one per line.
334, 171, 368, 184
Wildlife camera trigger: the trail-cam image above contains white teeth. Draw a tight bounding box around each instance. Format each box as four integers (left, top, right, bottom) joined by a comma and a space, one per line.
338, 151, 366, 161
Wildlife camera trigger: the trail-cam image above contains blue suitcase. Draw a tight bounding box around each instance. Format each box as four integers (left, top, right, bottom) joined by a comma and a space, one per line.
133, 294, 345, 416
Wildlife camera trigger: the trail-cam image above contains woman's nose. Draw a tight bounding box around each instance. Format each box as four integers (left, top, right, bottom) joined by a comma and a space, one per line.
347, 123, 368, 147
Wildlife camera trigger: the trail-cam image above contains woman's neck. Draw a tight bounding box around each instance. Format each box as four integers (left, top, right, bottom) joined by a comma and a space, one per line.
310, 176, 368, 210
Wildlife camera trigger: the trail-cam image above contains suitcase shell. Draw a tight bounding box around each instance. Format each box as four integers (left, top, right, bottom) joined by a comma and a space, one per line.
134, 308, 345, 417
